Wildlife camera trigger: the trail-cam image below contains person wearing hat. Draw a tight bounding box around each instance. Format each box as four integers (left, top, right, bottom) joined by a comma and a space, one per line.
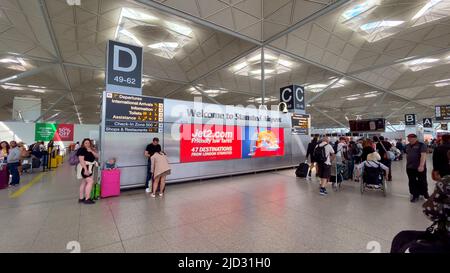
405, 133, 429, 203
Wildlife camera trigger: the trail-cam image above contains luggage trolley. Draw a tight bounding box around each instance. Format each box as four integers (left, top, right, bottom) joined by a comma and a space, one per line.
330, 158, 347, 191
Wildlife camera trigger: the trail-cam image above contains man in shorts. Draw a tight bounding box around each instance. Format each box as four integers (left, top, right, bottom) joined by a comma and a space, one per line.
315, 137, 335, 195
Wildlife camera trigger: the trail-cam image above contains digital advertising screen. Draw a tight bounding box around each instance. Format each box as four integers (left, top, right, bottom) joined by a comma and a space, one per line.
180, 124, 242, 163
180, 124, 285, 163
241, 127, 285, 159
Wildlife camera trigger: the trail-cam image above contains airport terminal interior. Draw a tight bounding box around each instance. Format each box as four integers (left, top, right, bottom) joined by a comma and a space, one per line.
1, 0, 450, 253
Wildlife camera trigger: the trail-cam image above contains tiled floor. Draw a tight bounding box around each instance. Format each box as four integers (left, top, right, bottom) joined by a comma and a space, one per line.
0, 158, 435, 253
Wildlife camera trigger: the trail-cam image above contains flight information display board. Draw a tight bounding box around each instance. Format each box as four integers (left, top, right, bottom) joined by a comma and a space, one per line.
349, 118, 385, 132
435, 105, 450, 121
104, 92, 163, 133
291, 114, 310, 135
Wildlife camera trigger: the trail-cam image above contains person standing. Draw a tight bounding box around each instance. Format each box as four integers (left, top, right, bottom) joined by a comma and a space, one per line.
7, 141, 21, 186
76, 138, 98, 204
375, 136, 393, 181
74, 141, 80, 150
314, 137, 335, 196
305, 136, 318, 179
150, 146, 171, 198
144, 137, 162, 193
361, 139, 375, 162
432, 134, 450, 181
405, 134, 429, 203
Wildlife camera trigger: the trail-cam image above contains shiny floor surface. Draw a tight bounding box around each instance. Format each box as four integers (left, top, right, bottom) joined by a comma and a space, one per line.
0, 158, 434, 253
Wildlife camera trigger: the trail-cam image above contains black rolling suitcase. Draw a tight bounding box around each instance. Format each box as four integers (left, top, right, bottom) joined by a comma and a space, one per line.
296, 161, 309, 178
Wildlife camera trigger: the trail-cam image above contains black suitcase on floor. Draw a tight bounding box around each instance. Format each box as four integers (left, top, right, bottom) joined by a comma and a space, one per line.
32, 157, 41, 168
296, 162, 309, 178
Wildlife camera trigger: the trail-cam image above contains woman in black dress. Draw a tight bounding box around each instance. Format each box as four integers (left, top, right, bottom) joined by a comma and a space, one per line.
76, 138, 98, 204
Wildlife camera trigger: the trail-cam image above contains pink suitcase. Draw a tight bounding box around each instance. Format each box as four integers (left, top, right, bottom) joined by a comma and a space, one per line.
101, 169, 120, 198
0, 165, 9, 190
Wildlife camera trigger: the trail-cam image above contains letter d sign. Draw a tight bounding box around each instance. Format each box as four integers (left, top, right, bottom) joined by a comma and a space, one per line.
106, 40, 143, 95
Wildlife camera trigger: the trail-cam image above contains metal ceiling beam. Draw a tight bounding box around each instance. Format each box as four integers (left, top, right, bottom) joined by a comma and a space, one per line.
191, 85, 221, 105
0, 64, 55, 84
312, 106, 348, 128
263, 0, 351, 45
308, 76, 343, 104
34, 94, 68, 122
266, 45, 434, 110
3, 52, 57, 64
134, 0, 263, 45
385, 102, 411, 119
39, 0, 82, 124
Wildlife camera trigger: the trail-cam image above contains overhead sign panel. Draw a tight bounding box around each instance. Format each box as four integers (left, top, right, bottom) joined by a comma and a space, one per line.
435, 105, 450, 121
106, 40, 143, 95
405, 114, 416, 126
104, 92, 163, 133
291, 113, 310, 135
349, 118, 385, 132
423, 118, 433, 128
280, 85, 304, 111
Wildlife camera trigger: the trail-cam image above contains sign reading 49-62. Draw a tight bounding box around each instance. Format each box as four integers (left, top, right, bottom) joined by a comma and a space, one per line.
106, 40, 143, 95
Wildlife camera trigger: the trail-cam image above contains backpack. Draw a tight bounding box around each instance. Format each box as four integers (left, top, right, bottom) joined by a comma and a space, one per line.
351, 143, 361, 156
313, 144, 328, 164
69, 150, 79, 166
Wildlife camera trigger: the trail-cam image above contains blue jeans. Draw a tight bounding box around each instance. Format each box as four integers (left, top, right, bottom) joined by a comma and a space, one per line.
145, 161, 152, 188
7, 162, 20, 185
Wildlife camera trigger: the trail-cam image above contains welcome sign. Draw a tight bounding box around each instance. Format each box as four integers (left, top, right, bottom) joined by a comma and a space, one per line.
35, 123, 74, 141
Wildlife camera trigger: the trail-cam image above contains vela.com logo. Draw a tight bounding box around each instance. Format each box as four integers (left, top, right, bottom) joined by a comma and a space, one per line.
66, 0, 81, 6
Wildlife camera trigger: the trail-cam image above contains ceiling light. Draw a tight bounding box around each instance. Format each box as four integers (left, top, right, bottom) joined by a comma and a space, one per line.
435, 82, 450, 87
363, 94, 378, 98
412, 0, 442, 20
229, 49, 295, 79
346, 97, 359, 101
119, 29, 144, 46
250, 69, 275, 75
232, 61, 247, 72
407, 58, 439, 66
148, 42, 178, 49
277, 59, 292, 67
406, 58, 440, 71
0, 58, 19, 64
330, 79, 347, 89
121, 8, 159, 22
360, 20, 404, 31
165, 21, 192, 36
306, 84, 328, 93
341, 0, 379, 20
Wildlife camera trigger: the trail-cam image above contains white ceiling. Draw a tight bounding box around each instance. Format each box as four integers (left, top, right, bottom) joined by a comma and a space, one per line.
0, 0, 449, 128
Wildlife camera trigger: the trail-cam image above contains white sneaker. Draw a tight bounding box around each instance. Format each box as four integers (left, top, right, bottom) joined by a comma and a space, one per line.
145, 188, 151, 193
150, 193, 156, 198
158, 193, 164, 197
